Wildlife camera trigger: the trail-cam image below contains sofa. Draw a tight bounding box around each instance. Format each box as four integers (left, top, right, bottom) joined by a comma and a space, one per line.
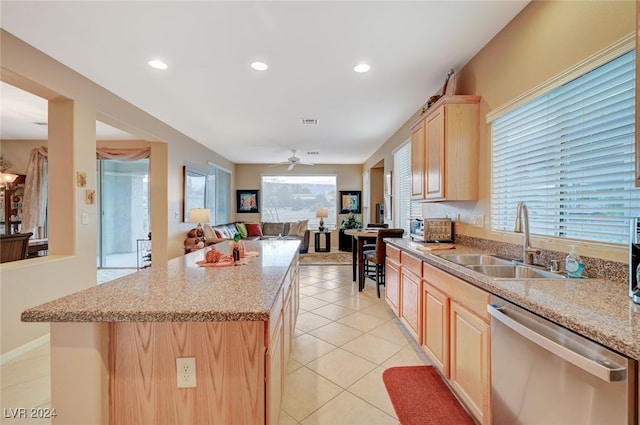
185, 220, 310, 254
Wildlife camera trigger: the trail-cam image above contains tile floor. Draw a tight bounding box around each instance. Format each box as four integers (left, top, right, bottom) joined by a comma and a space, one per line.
1, 263, 430, 425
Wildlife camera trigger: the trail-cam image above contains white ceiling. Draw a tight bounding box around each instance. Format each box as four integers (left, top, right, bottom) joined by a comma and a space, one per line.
0, 1, 529, 165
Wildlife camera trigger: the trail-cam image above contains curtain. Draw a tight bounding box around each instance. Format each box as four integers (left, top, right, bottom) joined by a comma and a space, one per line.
21, 147, 151, 238
21, 147, 48, 236
96, 147, 150, 161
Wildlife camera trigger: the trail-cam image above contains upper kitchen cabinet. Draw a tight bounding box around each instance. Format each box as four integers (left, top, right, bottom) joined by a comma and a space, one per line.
410, 95, 480, 201
410, 120, 426, 199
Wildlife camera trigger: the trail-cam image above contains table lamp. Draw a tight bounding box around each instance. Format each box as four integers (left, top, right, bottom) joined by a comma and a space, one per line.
189, 208, 211, 242
316, 208, 328, 232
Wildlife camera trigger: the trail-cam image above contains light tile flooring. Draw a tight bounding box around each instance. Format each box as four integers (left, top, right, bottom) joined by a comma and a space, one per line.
282, 264, 430, 425
1, 264, 430, 425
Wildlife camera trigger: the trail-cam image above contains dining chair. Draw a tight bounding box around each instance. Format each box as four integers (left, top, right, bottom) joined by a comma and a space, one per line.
0, 232, 33, 263
362, 223, 389, 264
362, 228, 404, 297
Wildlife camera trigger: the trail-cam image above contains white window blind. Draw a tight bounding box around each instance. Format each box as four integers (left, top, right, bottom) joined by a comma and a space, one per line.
206, 163, 230, 224
394, 141, 414, 236
491, 50, 638, 244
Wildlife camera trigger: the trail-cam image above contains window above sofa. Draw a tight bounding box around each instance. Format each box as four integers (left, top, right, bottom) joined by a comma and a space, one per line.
262, 175, 337, 230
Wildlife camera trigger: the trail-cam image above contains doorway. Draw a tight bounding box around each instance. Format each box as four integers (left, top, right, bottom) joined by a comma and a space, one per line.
96, 158, 150, 269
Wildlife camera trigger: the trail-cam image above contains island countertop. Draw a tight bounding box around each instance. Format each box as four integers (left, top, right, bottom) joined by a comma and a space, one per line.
386, 238, 640, 361
21, 240, 300, 323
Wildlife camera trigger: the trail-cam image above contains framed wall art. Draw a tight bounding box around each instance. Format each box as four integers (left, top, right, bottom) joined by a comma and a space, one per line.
339, 190, 361, 214
237, 189, 260, 213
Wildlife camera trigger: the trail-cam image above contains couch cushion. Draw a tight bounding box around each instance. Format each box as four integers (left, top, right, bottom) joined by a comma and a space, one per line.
236, 222, 248, 238
287, 220, 309, 237
297, 219, 309, 236
245, 223, 263, 237
215, 224, 238, 239
203, 224, 224, 242
262, 222, 286, 236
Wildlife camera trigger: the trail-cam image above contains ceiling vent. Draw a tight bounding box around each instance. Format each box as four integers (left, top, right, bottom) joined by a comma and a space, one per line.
300, 118, 319, 125
306, 151, 320, 156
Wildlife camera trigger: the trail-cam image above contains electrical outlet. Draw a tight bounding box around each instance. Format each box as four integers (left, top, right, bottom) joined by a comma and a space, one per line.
176, 357, 196, 388
473, 215, 485, 228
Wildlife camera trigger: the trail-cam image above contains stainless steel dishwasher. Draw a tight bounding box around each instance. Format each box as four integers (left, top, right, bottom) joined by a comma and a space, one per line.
489, 295, 637, 424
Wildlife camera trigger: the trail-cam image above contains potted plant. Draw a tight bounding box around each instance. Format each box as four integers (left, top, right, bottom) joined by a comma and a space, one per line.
339, 213, 362, 252
340, 213, 363, 230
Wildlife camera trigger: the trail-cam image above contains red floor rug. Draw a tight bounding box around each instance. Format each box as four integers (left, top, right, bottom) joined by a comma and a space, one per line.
382, 365, 476, 425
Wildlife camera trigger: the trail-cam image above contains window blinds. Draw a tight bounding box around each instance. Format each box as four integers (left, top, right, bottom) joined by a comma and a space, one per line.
394, 140, 421, 236
491, 50, 638, 244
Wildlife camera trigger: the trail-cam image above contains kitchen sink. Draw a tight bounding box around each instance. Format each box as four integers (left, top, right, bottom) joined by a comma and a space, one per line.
436, 254, 513, 266
436, 253, 566, 280
466, 264, 565, 279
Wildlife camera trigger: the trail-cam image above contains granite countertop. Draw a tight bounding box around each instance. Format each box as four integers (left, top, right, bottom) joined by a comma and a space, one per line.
21, 240, 300, 323
387, 239, 640, 361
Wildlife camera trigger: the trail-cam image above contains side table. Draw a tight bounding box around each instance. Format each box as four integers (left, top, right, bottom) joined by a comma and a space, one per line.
314, 231, 331, 252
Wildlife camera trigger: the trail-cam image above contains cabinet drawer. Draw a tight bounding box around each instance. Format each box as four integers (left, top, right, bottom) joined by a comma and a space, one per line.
423, 263, 489, 321
386, 244, 401, 263
401, 252, 423, 277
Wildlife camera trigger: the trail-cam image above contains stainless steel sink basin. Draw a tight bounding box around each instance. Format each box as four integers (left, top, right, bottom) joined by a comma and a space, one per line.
436, 253, 566, 279
436, 254, 513, 266
466, 264, 565, 279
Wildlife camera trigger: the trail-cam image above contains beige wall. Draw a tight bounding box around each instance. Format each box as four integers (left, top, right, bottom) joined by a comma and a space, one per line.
363, 0, 635, 262
0, 30, 235, 356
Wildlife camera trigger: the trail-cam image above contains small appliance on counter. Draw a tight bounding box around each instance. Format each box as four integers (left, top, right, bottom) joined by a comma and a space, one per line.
410, 218, 424, 242
410, 218, 453, 243
630, 217, 640, 304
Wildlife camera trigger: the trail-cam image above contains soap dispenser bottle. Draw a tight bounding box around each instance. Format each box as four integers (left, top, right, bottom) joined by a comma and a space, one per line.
565, 245, 584, 278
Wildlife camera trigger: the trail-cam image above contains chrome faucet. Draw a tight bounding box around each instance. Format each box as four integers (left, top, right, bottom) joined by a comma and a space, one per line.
514, 202, 540, 265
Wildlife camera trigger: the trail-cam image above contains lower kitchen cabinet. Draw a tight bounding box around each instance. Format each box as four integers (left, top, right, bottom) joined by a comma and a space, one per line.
422, 282, 450, 376
400, 252, 423, 344
421, 262, 491, 425
385, 245, 401, 315
450, 301, 490, 424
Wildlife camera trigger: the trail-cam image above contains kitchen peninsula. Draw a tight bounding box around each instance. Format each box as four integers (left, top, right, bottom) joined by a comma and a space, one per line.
21, 240, 300, 425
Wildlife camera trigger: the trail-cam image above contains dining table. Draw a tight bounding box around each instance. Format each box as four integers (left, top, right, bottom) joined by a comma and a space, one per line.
344, 228, 379, 291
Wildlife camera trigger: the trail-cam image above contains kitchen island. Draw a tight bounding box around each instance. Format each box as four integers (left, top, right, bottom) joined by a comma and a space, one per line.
21, 240, 300, 425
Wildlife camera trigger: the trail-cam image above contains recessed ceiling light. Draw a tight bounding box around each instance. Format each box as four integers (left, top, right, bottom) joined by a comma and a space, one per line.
251, 61, 269, 71
148, 60, 168, 70
354, 63, 371, 73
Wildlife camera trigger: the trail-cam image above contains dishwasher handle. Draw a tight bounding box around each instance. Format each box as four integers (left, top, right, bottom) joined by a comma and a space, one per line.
488, 304, 627, 382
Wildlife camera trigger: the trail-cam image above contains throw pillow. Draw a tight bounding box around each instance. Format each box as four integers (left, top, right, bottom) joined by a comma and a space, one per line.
297, 219, 309, 236
245, 223, 263, 237
203, 224, 220, 242
215, 229, 223, 239
287, 221, 300, 236
236, 222, 248, 238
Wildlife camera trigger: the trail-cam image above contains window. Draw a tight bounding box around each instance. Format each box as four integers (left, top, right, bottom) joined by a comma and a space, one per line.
491, 50, 639, 244
206, 163, 230, 224
393, 140, 420, 236
261, 175, 337, 229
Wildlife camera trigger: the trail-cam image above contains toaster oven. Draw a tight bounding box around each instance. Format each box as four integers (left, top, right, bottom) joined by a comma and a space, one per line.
424, 218, 453, 243
410, 218, 453, 243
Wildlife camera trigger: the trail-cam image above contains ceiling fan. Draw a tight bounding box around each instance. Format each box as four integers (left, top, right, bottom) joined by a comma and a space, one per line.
269, 150, 314, 171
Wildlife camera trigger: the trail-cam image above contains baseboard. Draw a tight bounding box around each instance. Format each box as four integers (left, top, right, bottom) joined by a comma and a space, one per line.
0, 333, 50, 365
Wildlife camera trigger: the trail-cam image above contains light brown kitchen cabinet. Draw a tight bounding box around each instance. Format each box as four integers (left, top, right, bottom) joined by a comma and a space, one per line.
422, 282, 449, 377
400, 252, 422, 343
410, 95, 481, 202
421, 262, 491, 425
450, 300, 490, 424
385, 245, 401, 316
410, 120, 426, 199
